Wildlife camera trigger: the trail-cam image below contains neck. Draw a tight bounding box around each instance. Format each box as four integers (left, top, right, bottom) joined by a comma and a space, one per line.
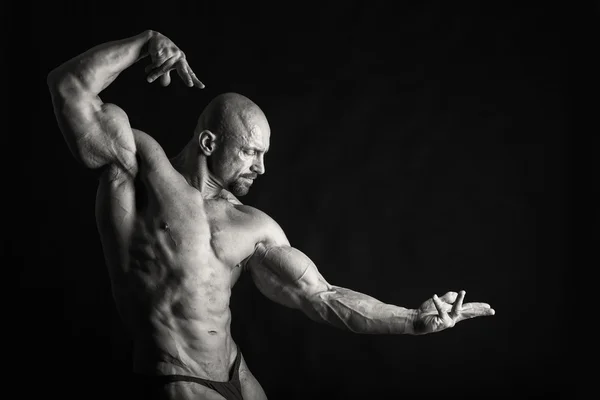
170, 145, 224, 200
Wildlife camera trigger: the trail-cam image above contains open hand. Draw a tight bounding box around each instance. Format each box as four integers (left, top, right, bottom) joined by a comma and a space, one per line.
145, 32, 204, 88
412, 290, 495, 335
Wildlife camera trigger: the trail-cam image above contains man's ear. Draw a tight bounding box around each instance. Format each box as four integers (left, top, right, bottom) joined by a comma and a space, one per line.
198, 130, 217, 156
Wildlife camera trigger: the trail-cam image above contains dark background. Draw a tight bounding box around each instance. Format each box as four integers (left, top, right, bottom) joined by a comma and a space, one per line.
14, 1, 576, 399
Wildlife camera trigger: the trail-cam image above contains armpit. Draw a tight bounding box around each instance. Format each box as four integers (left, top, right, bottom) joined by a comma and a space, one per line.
243, 242, 268, 270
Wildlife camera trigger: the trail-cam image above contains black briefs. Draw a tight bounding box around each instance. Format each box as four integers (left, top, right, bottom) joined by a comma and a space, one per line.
133, 349, 243, 400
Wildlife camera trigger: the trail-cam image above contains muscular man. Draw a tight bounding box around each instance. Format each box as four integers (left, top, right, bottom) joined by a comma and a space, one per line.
47, 30, 495, 400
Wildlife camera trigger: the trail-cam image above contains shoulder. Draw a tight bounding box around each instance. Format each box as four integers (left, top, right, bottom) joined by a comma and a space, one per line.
235, 204, 289, 248
236, 205, 289, 272
132, 129, 168, 161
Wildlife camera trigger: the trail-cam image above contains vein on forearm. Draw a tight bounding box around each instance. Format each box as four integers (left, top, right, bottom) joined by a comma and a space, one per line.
310, 286, 413, 335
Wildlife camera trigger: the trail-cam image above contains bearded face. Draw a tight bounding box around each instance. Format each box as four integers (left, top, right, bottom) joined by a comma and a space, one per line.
209, 124, 270, 196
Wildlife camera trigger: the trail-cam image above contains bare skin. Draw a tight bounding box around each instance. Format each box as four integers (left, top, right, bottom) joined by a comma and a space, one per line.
48, 30, 495, 400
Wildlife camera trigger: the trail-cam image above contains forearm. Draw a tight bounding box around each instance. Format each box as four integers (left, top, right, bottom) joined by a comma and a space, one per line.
307, 286, 418, 335
47, 29, 153, 94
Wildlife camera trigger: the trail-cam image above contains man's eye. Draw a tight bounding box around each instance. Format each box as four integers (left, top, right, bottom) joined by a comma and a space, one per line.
244, 150, 256, 156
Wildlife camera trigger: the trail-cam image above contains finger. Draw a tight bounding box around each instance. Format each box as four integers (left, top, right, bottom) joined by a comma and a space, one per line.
147, 56, 178, 83
160, 70, 172, 87
147, 57, 177, 82
457, 303, 496, 320
187, 66, 205, 89
149, 47, 174, 66
144, 60, 168, 74
450, 290, 466, 319
431, 294, 449, 319
440, 291, 458, 304
462, 302, 492, 310
176, 62, 194, 87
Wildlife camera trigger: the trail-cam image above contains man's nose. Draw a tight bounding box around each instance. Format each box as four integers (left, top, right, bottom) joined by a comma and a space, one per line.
251, 155, 265, 175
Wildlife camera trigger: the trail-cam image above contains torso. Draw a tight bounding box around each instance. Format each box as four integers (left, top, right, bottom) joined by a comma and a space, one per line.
94, 143, 264, 382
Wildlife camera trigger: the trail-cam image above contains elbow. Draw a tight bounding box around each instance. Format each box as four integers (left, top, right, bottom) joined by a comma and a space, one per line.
48, 71, 87, 100
47, 59, 90, 94
303, 291, 337, 323
47, 68, 61, 89
46, 67, 69, 93
47, 65, 74, 89
143, 29, 156, 39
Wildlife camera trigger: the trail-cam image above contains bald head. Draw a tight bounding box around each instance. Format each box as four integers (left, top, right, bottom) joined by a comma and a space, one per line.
194, 93, 271, 196
195, 92, 269, 144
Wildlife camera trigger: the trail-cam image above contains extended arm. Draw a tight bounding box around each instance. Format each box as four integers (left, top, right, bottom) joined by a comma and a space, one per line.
247, 220, 495, 335
248, 242, 417, 334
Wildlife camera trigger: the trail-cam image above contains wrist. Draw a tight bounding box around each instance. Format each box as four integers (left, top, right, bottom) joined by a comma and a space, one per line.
404, 309, 418, 335
142, 29, 156, 40
137, 30, 156, 60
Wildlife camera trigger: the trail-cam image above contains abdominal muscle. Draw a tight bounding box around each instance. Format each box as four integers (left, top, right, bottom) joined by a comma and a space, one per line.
95, 162, 254, 384
102, 205, 243, 383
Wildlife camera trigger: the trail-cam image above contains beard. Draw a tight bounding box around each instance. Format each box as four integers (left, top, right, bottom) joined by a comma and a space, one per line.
229, 178, 253, 196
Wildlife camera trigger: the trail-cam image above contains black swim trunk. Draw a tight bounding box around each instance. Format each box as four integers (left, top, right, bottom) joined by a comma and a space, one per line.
131, 349, 243, 400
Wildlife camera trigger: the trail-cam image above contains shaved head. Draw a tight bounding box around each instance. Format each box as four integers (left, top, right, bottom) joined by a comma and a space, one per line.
195, 92, 268, 144
194, 93, 271, 196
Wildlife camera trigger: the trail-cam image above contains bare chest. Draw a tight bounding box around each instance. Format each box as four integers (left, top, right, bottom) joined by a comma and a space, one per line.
133, 182, 257, 277
97, 169, 262, 292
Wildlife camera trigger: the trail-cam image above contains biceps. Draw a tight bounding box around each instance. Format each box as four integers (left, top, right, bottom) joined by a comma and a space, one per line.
249, 245, 331, 309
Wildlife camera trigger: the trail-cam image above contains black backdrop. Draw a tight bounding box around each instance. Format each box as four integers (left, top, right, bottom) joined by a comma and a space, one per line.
15, 1, 574, 399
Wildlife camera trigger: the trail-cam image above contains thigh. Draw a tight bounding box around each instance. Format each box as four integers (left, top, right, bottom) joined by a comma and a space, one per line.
238, 353, 268, 400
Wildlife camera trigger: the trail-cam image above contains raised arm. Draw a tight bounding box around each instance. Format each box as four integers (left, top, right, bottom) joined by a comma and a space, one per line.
247, 218, 495, 335
47, 30, 203, 176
